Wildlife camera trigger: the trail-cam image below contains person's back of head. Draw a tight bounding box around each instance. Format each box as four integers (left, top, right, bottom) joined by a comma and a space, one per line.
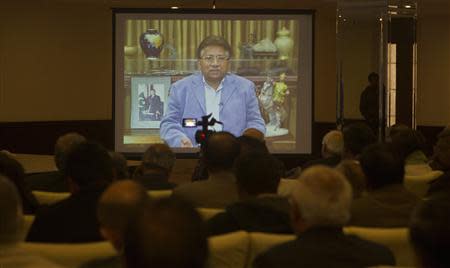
342, 122, 377, 159
0, 175, 24, 246
0, 152, 38, 214
410, 193, 450, 268
124, 197, 208, 268
290, 166, 352, 232
235, 152, 280, 198
237, 135, 269, 155
109, 151, 129, 180
134, 143, 175, 178
430, 135, 450, 172
54, 132, 86, 171
390, 128, 427, 162
335, 160, 367, 199
64, 141, 113, 191
359, 143, 404, 190
322, 130, 344, 158
203, 131, 240, 174
97, 180, 150, 251
386, 123, 410, 142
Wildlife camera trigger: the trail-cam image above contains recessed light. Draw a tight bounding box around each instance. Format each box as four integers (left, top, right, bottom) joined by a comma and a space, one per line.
405, 5, 412, 8
171, 6, 179, 9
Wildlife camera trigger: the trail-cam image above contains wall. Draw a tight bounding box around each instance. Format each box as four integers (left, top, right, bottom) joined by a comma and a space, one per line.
417, 2, 450, 126
0, 0, 337, 123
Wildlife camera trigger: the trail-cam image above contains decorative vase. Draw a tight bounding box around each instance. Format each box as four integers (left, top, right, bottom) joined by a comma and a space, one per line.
139, 29, 163, 60
274, 27, 294, 60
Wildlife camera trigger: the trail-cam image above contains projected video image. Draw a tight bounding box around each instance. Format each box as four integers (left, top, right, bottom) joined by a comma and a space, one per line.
115, 11, 313, 153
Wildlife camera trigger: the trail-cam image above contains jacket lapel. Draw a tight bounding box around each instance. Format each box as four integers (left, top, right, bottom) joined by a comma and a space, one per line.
191, 73, 206, 114
220, 74, 237, 112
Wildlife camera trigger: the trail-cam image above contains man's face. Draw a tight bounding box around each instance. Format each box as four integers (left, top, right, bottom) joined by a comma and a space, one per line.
198, 45, 229, 85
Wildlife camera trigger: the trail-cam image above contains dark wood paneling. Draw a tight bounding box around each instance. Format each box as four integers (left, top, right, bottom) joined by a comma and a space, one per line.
0, 120, 113, 154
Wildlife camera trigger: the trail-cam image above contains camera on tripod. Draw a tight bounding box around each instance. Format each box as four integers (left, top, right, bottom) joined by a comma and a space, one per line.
182, 114, 222, 146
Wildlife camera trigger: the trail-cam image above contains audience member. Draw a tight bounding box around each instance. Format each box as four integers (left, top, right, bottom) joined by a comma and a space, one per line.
25, 132, 86, 192
124, 197, 208, 268
173, 132, 240, 208
0, 152, 39, 214
0, 175, 63, 268
335, 159, 367, 199
386, 123, 409, 142
410, 193, 450, 268
390, 128, 431, 176
253, 166, 395, 268
427, 134, 450, 195
27, 141, 113, 243
109, 151, 129, 180
302, 130, 343, 170
207, 152, 291, 236
81, 180, 151, 268
349, 143, 419, 227
342, 122, 377, 160
132, 143, 176, 190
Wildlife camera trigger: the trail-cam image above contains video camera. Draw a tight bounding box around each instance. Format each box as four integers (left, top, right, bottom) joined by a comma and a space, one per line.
182, 114, 222, 147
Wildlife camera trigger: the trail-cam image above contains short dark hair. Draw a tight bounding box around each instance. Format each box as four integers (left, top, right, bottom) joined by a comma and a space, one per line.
390, 128, 427, 162
141, 143, 175, 173
343, 122, 377, 157
124, 197, 208, 268
368, 72, 379, 82
359, 143, 404, 189
197, 36, 232, 59
203, 132, 240, 173
410, 193, 450, 268
64, 141, 113, 187
237, 135, 269, 155
235, 152, 281, 196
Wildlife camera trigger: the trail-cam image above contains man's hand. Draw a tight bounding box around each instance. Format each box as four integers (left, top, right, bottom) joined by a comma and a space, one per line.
180, 137, 193, 148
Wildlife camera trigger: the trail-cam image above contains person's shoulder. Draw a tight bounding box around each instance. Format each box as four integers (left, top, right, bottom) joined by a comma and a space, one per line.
227, 73, 254, 87
172, 72, 202, 87
346, 234, 395, 262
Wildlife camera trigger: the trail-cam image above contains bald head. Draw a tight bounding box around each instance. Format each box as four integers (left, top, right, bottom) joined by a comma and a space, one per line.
322, 130, 344, 157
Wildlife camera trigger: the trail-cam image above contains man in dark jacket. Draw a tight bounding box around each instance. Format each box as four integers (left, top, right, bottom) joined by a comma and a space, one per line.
27, 141, 113, 243
207, 152, 291, 236
254, 166, 395, 268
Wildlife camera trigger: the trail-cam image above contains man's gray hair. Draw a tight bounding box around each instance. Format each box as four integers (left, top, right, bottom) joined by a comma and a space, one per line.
322, 130, 344, 155
141, 143, 176, 172
54, 132, 86, 171
0, 175, 24, 245
291, 165, 352, 226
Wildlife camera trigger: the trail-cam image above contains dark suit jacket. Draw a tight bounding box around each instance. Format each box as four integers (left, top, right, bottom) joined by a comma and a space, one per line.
172, 172, 238, 208
349, 183, 419, 227
301, 155, 342, 170
133, 172, 176, 190
207, 195, 292, 236
253, 227, 395, 268
26, 185, 106, 243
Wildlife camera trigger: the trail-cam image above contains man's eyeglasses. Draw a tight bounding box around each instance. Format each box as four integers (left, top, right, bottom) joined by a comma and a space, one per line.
201, 55, 229, 64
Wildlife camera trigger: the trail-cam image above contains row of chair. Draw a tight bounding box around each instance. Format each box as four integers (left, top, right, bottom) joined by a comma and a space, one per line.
19, 228, 415, 268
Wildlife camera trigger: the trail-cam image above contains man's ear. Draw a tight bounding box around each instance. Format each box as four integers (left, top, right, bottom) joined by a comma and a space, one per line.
67, 176, 80, 194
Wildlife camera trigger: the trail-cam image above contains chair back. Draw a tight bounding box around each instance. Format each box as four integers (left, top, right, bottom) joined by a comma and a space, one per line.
32, 191, 70, 205
23, 214, 35, 236
197, 207, 225, 221
208, 231, 250, 268
20, 241, 115, 268
404, 170, 443, 197
344, 227, 416, 267
147, 189, 173, 199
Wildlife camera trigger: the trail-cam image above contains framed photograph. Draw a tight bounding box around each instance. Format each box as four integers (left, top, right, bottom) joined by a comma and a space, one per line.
130, 76, 171, 129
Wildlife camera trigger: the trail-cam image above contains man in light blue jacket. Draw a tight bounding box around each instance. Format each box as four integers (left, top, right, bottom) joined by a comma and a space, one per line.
160, 36, 265, 147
